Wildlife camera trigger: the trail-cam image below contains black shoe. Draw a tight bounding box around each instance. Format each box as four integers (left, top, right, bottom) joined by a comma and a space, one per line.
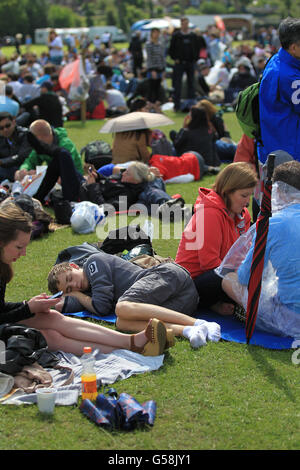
157, 198, 186, 222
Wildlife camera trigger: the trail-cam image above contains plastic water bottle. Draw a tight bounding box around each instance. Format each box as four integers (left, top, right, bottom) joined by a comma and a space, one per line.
11, 181, 23, 197
81, 346, 98, 401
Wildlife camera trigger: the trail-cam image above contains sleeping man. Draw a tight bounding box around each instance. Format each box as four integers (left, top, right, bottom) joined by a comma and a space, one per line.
48, 250, 221, 348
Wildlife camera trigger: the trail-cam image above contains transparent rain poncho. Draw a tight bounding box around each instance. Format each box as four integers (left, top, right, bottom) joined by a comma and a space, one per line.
215, 181, 300, 338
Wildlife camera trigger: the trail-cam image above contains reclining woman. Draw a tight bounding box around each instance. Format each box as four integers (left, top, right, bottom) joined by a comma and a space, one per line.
83, 160, 185, 215
0, 203, 168, 356
175, 162, 258, 316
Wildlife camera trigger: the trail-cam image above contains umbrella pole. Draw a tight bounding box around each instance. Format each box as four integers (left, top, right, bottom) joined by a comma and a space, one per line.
80, 52, 87, 124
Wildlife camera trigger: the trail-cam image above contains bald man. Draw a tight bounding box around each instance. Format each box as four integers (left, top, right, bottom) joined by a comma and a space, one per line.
16, 119, 82, 177
15, 119, 84, 203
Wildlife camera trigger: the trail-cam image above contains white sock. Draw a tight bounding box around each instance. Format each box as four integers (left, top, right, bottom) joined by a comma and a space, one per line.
183, 324, 208, 348
194, 319, 221, 342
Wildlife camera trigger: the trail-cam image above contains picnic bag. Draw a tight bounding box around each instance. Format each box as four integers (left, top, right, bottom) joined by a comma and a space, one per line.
235, 82, 260, 140
80, 140, 112, 169
0, 324, 59, 376
235, 56, 272, 141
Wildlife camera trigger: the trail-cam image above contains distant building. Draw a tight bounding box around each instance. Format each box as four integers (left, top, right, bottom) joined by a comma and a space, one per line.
187, 14, 254, 34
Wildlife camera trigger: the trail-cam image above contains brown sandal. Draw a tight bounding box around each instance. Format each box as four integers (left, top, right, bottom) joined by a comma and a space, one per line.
130, 318, 167, 356
165, 328, 175, 350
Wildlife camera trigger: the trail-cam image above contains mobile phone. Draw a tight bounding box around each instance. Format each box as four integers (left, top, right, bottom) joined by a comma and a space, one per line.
49, 290, 63, 299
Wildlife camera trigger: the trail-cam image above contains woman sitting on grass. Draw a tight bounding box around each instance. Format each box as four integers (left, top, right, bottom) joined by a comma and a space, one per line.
0, 203, 167, 356
170, 106, 220, 167
175, 162, 258, 316
111, 128, 152, 165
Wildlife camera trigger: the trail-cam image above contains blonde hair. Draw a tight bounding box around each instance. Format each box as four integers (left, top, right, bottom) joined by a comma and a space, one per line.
129, 162, 156, 183
0, 203, 32, 283
213, 162, 258, 210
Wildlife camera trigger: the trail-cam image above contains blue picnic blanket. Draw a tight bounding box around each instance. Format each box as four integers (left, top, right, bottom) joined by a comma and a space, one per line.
63, 309, 295, 350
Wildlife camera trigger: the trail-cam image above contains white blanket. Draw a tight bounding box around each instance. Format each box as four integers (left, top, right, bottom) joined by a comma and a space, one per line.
1, 349, 164, 405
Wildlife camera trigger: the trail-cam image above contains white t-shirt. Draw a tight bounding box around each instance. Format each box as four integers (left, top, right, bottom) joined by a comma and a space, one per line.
49, 36, 63, 58
106, 89, 126, 108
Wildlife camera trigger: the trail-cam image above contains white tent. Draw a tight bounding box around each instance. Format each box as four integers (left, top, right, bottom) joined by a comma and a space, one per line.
142, 18, 194, 30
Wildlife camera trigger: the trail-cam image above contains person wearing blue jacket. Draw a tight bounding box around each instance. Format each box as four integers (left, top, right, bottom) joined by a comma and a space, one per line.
258, 17, 300, 164
221, 160, 300, 339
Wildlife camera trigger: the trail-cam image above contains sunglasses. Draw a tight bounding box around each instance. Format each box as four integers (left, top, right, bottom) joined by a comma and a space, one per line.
0, 123, 12, 131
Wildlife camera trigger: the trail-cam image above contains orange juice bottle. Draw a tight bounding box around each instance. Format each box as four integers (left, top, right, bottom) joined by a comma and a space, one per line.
81, 346, 98, 401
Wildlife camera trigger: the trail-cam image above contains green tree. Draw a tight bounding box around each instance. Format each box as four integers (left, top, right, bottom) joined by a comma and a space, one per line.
47, 4, 83, 28
199, 1, 228, 14
0, 0, 28, 36
25, 0, 48, 36
82, 2, 94, 27
106, 8, 117, 26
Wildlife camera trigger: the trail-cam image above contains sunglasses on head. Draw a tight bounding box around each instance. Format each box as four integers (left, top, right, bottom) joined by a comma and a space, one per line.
0, 123, 12, 131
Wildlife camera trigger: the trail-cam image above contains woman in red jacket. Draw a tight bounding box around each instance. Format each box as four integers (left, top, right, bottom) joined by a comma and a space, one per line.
175, 162, 258, 315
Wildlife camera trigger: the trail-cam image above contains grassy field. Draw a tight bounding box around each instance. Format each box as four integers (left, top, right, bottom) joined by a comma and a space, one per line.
0, 111, 299, 452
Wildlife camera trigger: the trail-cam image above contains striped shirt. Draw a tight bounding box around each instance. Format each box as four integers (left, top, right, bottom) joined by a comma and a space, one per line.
145, 41, 165, 71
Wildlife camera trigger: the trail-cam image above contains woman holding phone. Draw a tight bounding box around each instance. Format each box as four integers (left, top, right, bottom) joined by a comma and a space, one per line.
0, 203, 168, 356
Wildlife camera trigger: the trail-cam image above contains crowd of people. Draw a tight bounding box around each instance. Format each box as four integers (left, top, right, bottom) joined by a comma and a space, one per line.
0, 17, 299, 372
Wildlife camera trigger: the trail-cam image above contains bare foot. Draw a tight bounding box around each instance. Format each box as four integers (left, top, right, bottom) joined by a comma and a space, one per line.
211, 302, 235, 316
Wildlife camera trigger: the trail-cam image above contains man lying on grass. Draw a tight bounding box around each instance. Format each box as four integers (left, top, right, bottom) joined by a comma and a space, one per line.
48, 251, 221, 348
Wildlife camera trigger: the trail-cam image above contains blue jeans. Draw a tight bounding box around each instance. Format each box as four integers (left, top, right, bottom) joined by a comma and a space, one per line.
138, 178, 170, 213
34, 149, 83, 202
215, 140, 237, 162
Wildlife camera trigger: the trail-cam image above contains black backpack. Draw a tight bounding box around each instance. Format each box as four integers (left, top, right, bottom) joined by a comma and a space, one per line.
0, 324, 59, 376
80, 140, 112, 169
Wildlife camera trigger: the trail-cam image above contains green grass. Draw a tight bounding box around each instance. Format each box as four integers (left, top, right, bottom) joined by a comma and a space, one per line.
0, 112, 299, 451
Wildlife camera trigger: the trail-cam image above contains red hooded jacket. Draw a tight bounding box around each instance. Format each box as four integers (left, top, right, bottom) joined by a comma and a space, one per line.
175, 187, 251, 279
149, 152, 201, 181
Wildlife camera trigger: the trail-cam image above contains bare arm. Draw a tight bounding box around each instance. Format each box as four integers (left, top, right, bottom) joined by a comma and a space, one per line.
65, 292, 97, 314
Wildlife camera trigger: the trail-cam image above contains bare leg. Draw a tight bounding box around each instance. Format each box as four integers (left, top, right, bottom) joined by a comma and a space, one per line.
116, 317, 185, 337
115, 301, 196, 336
19, 309, 148, 355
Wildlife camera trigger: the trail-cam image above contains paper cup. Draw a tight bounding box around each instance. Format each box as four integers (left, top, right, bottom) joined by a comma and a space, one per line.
36, 387, 57, 414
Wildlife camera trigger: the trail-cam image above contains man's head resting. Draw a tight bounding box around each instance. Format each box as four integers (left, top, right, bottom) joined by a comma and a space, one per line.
273, 160, 300, 191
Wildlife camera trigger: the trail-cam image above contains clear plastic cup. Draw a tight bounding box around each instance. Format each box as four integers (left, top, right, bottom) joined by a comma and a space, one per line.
36, 387, 57, 414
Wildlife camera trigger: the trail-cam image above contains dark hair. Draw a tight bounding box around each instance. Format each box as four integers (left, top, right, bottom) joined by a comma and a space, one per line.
129, 98, 147, 112
5, 85, 13, 95
279, 17, 300, 49
0, 111, 13, 122
273, 160, 300, 191
97, 65, 113, 78
0, 203, 32, 283
188, 106, 209, 130
23, 74, 34, 83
